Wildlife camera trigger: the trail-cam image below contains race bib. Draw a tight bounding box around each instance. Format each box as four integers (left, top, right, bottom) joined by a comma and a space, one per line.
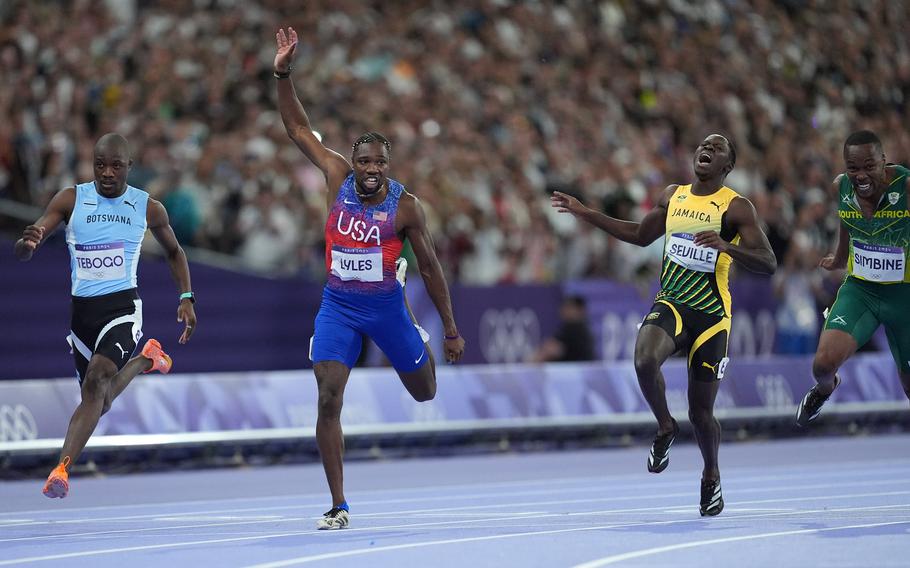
852, 241, 905, 282
74, 242, 126, 281
330, 246, 382, 282
666, 233, 718, 272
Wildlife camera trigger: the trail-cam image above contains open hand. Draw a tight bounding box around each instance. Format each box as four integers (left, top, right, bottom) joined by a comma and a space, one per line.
550, 191, 587, 217
177, 302, 196, 345
275, 27, 298, 73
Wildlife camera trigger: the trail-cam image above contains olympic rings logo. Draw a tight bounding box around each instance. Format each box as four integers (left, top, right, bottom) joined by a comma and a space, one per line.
0, 404, 39, 442
755, 374, 794, 408
478, 308, 540, 363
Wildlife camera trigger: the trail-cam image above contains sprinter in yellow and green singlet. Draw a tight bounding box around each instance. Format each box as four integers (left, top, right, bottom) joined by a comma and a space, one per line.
552, 134, 777, 517
796, 130, 910, 427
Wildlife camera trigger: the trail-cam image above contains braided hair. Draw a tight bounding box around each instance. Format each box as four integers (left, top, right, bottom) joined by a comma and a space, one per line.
352, 132, 391, 155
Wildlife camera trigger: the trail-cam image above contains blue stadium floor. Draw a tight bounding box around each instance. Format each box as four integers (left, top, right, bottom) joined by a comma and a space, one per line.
2, 435, 909, 567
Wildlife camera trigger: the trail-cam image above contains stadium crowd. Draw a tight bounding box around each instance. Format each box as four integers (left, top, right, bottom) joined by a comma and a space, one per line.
1, 0, 907, 331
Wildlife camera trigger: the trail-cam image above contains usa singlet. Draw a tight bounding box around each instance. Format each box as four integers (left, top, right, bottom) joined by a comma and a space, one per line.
324, 175, 404, 293
65, 182, 149, 297
311, 173, 428, 372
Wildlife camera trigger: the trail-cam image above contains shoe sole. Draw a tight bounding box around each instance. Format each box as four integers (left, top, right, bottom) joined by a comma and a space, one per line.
795, 375, 841, 427
795, 392, 821, 428
647, 424, 678, 473
647, 455, 670, 474
700, 498, 724, 517
43, 478, 68, 499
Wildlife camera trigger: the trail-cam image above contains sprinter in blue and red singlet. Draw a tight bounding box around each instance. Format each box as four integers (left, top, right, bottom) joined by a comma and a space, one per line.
274, 27, 465, 530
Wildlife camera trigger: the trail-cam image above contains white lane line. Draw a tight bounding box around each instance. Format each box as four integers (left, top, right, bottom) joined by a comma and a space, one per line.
3, 489, 908, 559
4, 468, 908, 530
355, 485, 910, 520
571, 520, 910, 567
4, 457, 909, 518
2, 485, 909, 544
242, 506, 910, 568
3, 502, 907, 566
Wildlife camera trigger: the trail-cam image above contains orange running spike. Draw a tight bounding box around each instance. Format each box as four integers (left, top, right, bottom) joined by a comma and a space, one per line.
43, 456, 71, 499
141, 339, 172, 374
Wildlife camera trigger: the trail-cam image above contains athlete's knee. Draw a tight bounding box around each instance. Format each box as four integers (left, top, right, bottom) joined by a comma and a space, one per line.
81, 371, 113, 402
317, 385, 344, 418
411, 380, 436, 402
634, 352, 662, 380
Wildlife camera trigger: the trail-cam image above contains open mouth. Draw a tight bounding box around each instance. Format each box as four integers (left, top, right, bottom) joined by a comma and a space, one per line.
364, 176, 380, 189
856, 182, 872, 193
698, 152, 713, 164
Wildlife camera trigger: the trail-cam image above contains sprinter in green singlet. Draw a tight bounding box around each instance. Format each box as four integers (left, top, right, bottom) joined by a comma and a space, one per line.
552, 134, 777, 516
796, 130, 910, 426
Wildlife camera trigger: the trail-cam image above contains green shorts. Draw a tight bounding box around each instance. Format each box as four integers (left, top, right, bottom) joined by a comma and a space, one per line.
824, 277, 910, 373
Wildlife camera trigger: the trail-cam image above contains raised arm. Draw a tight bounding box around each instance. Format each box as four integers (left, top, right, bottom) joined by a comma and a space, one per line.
274, 27, 350, 189
399, 193, 464, 363
14, 187, 75, 261
695, 196, 777, 274
147, 199, 197, 344
550, 185, 674, 246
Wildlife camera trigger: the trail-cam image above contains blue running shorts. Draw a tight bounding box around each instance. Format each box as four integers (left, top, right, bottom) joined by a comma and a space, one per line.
311, 286, 428, 372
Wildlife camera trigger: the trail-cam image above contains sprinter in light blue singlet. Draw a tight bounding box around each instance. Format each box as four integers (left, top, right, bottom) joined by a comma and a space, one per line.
66, 181, 149, 298
15, 133, 197, 500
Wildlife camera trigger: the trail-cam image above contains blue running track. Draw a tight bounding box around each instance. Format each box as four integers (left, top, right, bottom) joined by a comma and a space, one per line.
1, 435, 908, 567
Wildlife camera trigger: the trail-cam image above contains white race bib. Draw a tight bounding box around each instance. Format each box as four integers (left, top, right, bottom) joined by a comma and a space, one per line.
74, 242, 126, 281
666, 233, 718, 272
330, 246, 383, 282
852, 241, 905, 282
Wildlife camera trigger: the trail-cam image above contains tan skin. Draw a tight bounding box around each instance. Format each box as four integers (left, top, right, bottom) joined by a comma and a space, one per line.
275, 27, 464, 508
812, 143, 910, 398
14, 136, 196, 469
552, 134, 776, 483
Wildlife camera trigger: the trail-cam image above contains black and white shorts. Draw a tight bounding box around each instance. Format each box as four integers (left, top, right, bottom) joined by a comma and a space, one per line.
68, 288, 143, 384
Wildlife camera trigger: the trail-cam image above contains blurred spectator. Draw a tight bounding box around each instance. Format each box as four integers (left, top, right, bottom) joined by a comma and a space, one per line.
0, 0, 907, 294
530, 295, 594, 363
773, 231, 828, 355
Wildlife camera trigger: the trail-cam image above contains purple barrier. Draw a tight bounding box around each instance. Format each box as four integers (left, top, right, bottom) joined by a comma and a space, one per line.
1, 237, 323, 379
0, 354, 903, 444
2, 237, 777, 378
564, 276, 777, 361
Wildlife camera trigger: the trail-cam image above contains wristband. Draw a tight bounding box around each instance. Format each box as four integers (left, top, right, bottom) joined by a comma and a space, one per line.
274, 68, 291, 79
180, 292, 195, 304
444, 334, 460, 340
